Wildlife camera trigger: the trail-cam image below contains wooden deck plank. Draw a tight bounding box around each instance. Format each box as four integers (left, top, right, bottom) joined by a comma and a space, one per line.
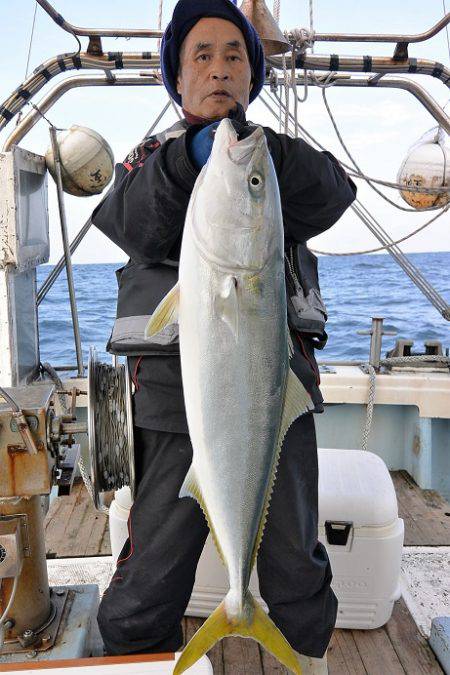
222, 636, 263, 674
84, 511, 109, 556
386, 598, 443, 674
260, 647, 289, 673
351, 626, 406, 674
329, 630, 366, 675
391, 471, 450, 546
44, 483, 80, 557
54, 483, 98, 557
99, 525, 113, 555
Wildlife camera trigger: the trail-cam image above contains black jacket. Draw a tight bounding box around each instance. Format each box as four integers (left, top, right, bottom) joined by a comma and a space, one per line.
92, 119, 356, 432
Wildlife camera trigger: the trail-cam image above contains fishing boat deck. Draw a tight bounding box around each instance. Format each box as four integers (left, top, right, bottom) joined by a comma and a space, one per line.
44, 470, 450, 674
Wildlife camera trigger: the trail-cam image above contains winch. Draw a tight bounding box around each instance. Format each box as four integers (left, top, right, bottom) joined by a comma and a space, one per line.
0, 352, 134, 662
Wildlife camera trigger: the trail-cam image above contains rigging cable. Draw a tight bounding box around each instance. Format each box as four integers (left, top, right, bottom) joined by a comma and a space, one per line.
321, 86, 448, 212
16, 2, 39, 127
260, 88, 450, 317
24, 2, 38, 79
268, 87, 450, 200
443, 0, 450, 60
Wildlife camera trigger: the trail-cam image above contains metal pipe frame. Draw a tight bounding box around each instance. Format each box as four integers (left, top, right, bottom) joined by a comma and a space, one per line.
37, 217, 93, 305
0, 53, 160, 133
36, 0, 449, 46
3, 74, 160, 151
1, 50, 449, 133
5, 71, 449, 152
270, 53, 450, 86
36, 0, 163, 39
49, 127, 85, 377
278, 73, 450, 134
289, 13, 450, 45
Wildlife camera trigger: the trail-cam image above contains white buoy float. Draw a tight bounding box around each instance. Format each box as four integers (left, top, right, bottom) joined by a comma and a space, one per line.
397, 126, 449, 209
45, 125, 114, 196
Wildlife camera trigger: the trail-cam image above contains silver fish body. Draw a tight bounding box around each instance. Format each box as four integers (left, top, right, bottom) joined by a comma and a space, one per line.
146, 119, 313, 674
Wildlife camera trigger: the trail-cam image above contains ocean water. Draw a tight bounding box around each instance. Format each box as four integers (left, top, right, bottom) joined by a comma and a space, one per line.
36, 252, 450, 368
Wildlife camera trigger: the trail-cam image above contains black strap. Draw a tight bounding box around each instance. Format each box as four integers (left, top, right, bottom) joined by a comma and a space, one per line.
329, 54, 339, 70
108, 52, 124, 69
363, 55, 372, 72
432, 63, 444, 79
408, 58, 418, 73
0, 106, 14, 121
17, 88, 31, 101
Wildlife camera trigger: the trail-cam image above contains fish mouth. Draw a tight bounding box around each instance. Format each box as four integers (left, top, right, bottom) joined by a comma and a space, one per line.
228, 125, 266, 165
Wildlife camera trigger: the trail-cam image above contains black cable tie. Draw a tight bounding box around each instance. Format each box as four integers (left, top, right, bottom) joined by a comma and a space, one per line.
296, 53, 305, 69
408, 58, 418, 73
55, 13, 65, 26
0, 106, 14, 122
107, 52, 124, 68
432, 63, 444, 79
329, 54, 339, 71
142, 51, 152, 60
41, 68, 52, 81
17, 88, 31, 100
363, 55, 372, 72
57, 57, 67, 72
72, 54, 82, 69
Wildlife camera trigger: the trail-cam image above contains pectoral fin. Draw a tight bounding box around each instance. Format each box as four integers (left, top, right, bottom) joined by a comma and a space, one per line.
215, 275, 238, 338
145, 282, 179, 338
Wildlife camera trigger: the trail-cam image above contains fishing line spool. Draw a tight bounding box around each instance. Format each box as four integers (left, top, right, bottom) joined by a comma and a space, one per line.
87, 347, 135, 511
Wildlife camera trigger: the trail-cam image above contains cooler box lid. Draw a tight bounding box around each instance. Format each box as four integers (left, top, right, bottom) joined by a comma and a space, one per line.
318, 449, 398, 528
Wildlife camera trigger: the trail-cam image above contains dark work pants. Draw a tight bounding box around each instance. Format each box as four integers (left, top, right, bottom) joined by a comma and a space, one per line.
97, 413, 337, 658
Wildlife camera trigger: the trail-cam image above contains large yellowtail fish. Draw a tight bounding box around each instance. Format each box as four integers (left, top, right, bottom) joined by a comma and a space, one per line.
146, 119, 313, 674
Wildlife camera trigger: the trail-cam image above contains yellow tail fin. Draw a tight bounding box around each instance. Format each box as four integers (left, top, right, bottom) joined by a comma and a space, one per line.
174, 591, 302, 674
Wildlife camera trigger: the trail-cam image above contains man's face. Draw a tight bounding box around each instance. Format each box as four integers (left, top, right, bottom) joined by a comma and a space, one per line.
176, 17, 252, 120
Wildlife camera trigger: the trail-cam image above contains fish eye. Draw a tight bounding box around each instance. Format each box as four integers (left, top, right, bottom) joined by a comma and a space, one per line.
249, 173, 264, 190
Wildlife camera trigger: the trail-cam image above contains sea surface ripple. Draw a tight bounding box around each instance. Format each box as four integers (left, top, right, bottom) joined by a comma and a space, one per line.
36, 252, 450, 367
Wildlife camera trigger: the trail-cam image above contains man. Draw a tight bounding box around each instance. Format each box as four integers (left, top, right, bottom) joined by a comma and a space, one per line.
93, 1, 356, 672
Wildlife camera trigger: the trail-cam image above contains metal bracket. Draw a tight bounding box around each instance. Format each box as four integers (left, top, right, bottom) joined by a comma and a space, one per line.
357, 317, 397, 370
0, 514, 30, 558
87, 36, 103, 56
1, 589, 69, 656
56, 444, 81, 496
393, 41, 409, 60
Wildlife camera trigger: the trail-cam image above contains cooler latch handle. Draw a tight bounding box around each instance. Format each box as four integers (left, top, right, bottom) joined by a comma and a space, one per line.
325, 520, 353, 546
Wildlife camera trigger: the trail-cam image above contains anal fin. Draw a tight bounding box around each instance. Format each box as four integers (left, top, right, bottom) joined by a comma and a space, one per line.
179, 465, 226, 566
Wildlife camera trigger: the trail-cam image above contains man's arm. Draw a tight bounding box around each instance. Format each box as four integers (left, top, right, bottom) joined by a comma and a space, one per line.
91, 131, 199, 264
266, 131, 357, 245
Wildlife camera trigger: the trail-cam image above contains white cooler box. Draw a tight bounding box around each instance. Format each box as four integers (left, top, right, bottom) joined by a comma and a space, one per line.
109, 448, 404, 631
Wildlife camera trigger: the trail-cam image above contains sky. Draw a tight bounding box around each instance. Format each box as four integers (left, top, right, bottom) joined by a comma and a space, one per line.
0, 0, 449, 264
